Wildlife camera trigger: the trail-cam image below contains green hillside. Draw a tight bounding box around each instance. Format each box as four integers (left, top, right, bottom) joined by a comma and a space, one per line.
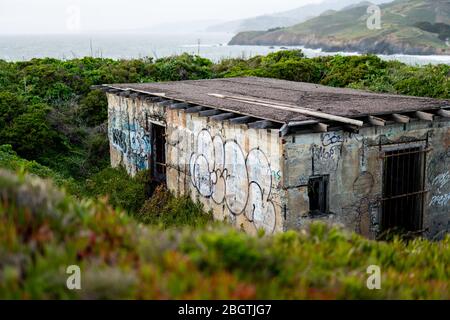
229, 0, 450, 55
206, 0, 390, 33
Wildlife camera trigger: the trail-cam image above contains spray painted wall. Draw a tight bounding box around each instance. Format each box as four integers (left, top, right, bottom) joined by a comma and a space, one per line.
107, 94, 284, 234
165, 108, 284, 234
283, 120, 450, 240
107, 94, 165, 177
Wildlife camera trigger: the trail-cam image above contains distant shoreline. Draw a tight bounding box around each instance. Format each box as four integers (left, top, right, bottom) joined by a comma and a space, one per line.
228, 42, 450, 57
1, 33, 449, 66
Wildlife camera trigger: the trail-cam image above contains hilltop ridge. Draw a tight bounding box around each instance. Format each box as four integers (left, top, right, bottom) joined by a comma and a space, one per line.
229, 0, 450, 55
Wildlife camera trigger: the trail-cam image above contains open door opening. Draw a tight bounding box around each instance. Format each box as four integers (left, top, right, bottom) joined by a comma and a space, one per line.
381, 146, 426, 234
150, 123, 166, 184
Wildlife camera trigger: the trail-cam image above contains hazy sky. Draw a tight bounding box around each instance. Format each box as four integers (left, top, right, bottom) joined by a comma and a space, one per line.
0, 0, 325, 34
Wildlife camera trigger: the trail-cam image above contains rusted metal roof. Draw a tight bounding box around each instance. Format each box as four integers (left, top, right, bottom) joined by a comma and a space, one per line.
102, 77, 450, 124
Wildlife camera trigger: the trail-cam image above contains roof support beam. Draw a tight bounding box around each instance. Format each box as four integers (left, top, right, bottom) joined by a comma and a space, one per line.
169, 102, 190, 110
344, 125, 360, 133
158, 100, 176, 107
437, 109, 450, 118
144, 96, 164, 103
313, 123, 329, 133
199, 109, 222, 117
119, 90, 131, 97
281, 120, 327, 136
210, 113, 236, 121
392, 113, 410, 124
288, 120, 320, 127
248, 120, 276, 129
229, 116, 253, 124
368, 115, 386, 126
185, 106, 205, 114
106, 89, 121, 94
415, 111, 434, 122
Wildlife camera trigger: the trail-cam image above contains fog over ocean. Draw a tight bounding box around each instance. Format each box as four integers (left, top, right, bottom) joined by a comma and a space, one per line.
1, 32, 449, 65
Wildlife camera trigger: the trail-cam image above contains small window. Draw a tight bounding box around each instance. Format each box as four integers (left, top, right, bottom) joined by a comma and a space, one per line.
308, 175, 329, 215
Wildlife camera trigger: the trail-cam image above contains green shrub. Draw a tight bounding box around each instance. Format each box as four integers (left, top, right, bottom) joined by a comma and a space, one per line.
1, 103, 68, 160
0, 145, 62, 182
135, 185, 213, 228
391, 64, 449, 98
0, 91, 26, 129
83, 132, 110, 175
319, 55, 388, 87
0, 144, 80, 195
78, 90, 108, 126
84, 166, 150, 213
212, 56, 263, 77
153, 53, 213, 81
262, 58, 322, 82
262, 50, 306, 64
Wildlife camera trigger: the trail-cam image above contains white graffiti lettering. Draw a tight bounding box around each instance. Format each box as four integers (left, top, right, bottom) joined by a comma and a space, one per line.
190, 129, 277, 234
429, 193, 450, 207
432, 171, 450, 192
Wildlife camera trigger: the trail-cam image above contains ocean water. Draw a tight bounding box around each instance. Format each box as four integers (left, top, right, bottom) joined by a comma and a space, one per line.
1, 32, 449, 66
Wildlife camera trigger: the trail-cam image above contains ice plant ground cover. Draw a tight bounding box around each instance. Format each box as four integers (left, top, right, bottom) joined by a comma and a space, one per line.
0, 169, 448, 300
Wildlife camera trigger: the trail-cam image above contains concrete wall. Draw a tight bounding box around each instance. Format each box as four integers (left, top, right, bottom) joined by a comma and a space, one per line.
165, 108, 284, 235
107, 94, 165, 177
107, 93, 449, 239
283, 119, 450, 239
107, 94, 285, 234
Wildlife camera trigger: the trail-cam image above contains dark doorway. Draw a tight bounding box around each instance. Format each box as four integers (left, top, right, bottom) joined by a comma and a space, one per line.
151, 123, 166, 184
381, 147, 425, 233
308, 175, 329, 215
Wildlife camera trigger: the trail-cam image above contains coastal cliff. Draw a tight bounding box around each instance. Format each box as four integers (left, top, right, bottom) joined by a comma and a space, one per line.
229, 0, 450, 55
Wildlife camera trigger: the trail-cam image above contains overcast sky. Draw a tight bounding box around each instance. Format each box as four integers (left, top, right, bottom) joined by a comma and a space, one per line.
0, 0, 326, 34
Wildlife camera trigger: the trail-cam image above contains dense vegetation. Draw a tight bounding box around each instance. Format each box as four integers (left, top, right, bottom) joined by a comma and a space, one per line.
1, 170, 448, 299
0, 51, 449, 299
0, 145, 210, 227
0, 52, 447, 191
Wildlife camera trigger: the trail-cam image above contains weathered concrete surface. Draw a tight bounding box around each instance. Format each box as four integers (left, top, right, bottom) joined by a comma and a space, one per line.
107, 94, 284, 234
107, 94, 165, 176
283, 120, 450, 240
165, 107, 284, 234
107, 93, 449, 239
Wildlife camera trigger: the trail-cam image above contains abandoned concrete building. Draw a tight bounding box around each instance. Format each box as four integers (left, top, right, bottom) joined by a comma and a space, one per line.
96, 77, 450, 239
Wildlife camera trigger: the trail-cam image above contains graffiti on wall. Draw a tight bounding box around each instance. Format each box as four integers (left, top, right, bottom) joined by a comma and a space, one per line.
112, 128, 128, 153
110, 110, 152, 171
312, 132, 363, 173
429, 170, 450, 207
189, 129, 277, 233
311, 134, 342, 172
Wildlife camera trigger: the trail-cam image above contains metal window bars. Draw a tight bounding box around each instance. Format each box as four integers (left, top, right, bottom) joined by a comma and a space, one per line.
380, 146, 428, 232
